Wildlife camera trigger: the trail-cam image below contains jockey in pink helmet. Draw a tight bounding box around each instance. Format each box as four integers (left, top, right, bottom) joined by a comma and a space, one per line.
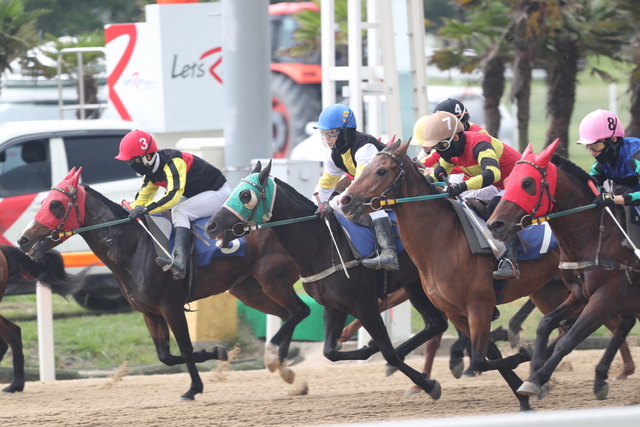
116, 129, 230, 280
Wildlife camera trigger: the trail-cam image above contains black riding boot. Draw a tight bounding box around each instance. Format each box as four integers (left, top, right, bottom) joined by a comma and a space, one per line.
492, 234, 519, 280
156, 226, 190, 280
362, 217, 400, 271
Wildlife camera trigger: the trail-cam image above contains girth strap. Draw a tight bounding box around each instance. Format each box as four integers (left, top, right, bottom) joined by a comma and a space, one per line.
559, 259, 640, 274
299, 259, 361, 283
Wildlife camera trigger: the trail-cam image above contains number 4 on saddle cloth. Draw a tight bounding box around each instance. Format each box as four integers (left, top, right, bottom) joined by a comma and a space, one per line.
145, 214, 245, 266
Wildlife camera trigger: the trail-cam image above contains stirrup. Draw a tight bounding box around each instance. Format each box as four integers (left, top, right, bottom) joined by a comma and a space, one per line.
362, 255, 399, 271
492, 259, 519, 280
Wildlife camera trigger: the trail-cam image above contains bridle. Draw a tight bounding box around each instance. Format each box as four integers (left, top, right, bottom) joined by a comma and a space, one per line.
48, 186, 84, 241
513, 159, 556, 228
365, 151, 406, 210
228, 176, 273, 237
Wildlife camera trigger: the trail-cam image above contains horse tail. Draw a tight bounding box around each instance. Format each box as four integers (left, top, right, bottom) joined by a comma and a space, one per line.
0, 245, 89, 296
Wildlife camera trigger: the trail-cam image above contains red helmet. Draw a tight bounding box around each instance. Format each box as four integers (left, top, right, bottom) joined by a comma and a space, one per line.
115, 129, 157, 160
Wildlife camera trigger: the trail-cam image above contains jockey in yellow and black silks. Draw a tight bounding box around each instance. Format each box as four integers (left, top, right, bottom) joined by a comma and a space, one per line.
313, 103, 399, 271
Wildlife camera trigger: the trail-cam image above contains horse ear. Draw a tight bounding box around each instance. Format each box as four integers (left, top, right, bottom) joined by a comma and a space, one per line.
258, 160, 272, 185
63, 167, 77, 180
521, 143, 534, 158
67, 166, 83, 189
396, 140, 409, 157
251, 161, 262, 174
536, 138, 559, 168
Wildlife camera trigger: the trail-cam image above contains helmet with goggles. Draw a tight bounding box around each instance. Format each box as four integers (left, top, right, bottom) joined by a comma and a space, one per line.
421, 111, 464, 149
576, 109, 624, 145
115, 129, 158, 161
434, 98, 470, 124
314, 103, 357, 131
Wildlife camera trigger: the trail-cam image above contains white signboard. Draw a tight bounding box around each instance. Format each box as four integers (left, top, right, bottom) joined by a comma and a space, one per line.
105, 3, 223, 132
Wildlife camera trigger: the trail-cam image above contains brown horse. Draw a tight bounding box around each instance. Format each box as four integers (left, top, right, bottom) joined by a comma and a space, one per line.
339, 140, 603, 411
16, 167, 310, 400
487, 141, 640, 401
0, 246, 87, 393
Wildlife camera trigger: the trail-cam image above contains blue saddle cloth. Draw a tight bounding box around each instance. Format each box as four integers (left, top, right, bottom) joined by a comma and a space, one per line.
334, 210, 406, 258
167, 217, 246, 266
512, 222, 558, 261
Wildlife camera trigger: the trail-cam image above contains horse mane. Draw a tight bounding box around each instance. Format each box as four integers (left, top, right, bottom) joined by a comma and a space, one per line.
82, 185, 129, 219
272, 177, 317, 213
550, 153, 596, 199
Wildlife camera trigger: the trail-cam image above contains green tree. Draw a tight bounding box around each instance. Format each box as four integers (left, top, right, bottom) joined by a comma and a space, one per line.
614, 0, 640, 138
0, 0, 49, 96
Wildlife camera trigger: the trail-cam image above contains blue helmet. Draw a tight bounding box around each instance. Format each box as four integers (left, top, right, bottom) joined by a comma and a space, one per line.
315, 103, 357, 130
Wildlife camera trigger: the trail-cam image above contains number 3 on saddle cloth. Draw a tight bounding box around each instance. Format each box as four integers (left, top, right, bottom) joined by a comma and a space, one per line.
146, 214, 246, 266
452, 199, 558, 303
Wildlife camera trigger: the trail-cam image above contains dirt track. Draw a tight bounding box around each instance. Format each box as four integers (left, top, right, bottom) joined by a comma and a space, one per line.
2, 344, 640, 427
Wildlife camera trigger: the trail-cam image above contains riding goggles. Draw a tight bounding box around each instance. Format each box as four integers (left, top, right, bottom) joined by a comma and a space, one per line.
125, 156, 145, 165
320, 128, 341, 139
585, 141, 606, 153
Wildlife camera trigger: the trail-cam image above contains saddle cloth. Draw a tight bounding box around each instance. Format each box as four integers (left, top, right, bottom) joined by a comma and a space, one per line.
334, 209, 406, 259
146, 214, 245, 266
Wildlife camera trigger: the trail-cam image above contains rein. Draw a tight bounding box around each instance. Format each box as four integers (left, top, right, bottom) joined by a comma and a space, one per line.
54, 217, 133, 240
231, 214, 319, 236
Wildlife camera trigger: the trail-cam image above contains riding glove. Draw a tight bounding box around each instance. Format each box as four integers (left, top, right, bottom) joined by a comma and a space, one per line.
433, 165, 447, 181
593, 192, 616, 208
446, 182, 467, 198
315, 201, 334, 219
128, 205, 148, 219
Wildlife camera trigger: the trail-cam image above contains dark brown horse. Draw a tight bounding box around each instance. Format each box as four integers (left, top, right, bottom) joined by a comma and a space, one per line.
0, 246, 87, 393
338, 140, 593, 411
204, 162, 448, 399
16, 167, 310, 400
487, 141, 640, 401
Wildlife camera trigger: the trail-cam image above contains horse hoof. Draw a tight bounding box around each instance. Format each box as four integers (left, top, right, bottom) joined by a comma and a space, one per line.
278, 366, 295, 384
213, 345, 228, 361
508, 331, 520, 349
517, 381, 541, 396
537, 383, 551, 400
2, 384, 23, 393
264, 342, 280, 373
427, 380, 442, 400
180, 392, 197, 401
385, 363, 398, 377
461, 370, 477, 378
336, 342, 343, 351
595, 382, 609, 400
404, 389, 420, 395
450, 360, 464, 379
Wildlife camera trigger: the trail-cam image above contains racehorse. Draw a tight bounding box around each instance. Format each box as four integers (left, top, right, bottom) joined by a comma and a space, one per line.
487, 141, 640, 400
16, 167, 310, 400
205, 162, 448, 399
338, 140, 603, 411
0, 245, 87, 393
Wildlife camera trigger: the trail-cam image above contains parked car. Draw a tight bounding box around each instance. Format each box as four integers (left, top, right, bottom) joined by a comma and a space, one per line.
1, 119, 139, 310
289, 85, 516, 162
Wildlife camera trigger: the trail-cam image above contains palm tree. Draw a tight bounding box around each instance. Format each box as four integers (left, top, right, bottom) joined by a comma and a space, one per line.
614, 0, 640, 137
0, 0, 49, 97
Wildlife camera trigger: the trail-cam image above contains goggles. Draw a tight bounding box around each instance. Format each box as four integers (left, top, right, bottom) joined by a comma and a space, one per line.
320, 128, 341, 139
125, 156, 144, 165
585, 141, 606, 153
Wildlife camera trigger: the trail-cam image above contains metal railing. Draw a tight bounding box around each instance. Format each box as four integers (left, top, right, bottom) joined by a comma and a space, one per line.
57, 47, 107, 120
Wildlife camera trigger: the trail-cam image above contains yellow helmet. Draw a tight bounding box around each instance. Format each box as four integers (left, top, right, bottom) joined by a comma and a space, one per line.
421, 111, 464, 148
410, 115, 430, 146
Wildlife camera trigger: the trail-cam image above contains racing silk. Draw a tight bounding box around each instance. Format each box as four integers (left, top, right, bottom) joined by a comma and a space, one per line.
434, 131, 520, 190
315, 131, 385, 201
131, 149, 227, 214
590, 137, 640, 205
420, 121, 488, 169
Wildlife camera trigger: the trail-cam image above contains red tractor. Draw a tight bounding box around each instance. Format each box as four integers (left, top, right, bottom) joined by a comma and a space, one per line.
269, 2, 323, 158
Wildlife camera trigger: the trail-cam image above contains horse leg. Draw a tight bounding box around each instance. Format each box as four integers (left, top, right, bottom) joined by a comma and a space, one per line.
487, 339, 532, 411
405, 332, 443, 395
355, 307, 441, 399
506, 298, 536, 348
0, 315, 24, 393
519, 294, 617, 399
603, 317, 635, 380
592, 314, 636, 399
449, 329, 469, 379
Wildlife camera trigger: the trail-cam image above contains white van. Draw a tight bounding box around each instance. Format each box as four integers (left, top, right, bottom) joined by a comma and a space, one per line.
1, 119, 139, 309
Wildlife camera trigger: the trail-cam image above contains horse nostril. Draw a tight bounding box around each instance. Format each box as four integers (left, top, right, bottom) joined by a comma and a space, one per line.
489, 220, 504, 231
17, 236, 29, 247
340, 195, 352, 206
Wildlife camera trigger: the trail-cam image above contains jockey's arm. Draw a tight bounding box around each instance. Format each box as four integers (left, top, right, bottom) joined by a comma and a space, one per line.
314, 156, 343, 203
464, 142, 501, 191
144, 158, 187, 213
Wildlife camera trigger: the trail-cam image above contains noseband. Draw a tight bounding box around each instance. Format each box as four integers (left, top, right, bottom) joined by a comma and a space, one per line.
366, 151, 406, 210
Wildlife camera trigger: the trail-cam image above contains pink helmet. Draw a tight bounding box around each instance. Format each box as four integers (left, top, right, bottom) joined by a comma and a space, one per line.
576, 109, 624, 145
115, 129, 158, 160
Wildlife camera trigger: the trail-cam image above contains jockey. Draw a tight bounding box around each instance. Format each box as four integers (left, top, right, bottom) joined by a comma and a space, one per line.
421, 111, 522, 280
115, 129, 230, 280
313, 103, 399, 271
575, 109, 640, 246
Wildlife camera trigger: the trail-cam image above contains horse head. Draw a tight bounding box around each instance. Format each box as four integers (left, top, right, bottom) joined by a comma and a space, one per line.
205, 160, 274, 246
488, 139, 559, 241
339, 139, 409, 221
18, 167, 86, 258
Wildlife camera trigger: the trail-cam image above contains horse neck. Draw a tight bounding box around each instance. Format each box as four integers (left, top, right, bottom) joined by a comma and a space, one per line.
270, 186, 353, 277
549, 169, 612, 260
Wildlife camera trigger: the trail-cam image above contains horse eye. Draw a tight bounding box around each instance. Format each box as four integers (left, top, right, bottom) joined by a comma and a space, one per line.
376, 168, 387, 176
50, 200, 61, 209
521, 178, 536, 196
239, 190, 252, 204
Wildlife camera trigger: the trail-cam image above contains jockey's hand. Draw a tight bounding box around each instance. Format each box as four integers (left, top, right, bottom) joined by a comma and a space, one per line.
128, 205, 148, 219
593, 192, 616, 208
434, 165, 447, 181
446, 182, 467, 198
315, 201, 334, 219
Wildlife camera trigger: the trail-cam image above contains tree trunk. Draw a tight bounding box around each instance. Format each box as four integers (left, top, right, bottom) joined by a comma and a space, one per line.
511, 50, 533, 152
76, 74, 100, 119
482, 56, 505, 138
626, 66, 640, 138
545, 39, 578, 158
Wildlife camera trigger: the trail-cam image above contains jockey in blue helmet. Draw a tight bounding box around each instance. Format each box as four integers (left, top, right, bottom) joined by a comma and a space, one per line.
313, 103, 399, 271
